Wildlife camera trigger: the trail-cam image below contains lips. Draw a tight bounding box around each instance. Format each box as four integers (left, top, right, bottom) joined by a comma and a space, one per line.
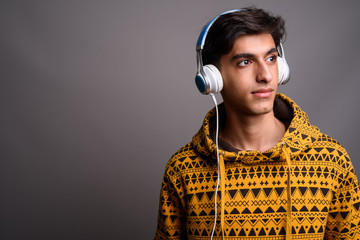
251, 88, 273, 97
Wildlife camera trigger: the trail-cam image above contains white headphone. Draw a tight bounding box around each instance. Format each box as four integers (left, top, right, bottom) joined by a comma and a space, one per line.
195, 9, 290, 95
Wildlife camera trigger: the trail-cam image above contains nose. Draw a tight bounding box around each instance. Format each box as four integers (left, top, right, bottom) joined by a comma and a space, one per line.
255, 61, 273, 83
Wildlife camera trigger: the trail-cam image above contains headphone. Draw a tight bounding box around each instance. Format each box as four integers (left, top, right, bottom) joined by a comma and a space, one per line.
195, 9, 290, 95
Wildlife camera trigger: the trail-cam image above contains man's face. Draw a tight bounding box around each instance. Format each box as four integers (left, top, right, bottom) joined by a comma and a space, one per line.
219, 33, 279, 116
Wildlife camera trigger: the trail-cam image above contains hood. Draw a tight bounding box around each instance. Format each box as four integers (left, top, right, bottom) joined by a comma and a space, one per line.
191, 93, 320, 164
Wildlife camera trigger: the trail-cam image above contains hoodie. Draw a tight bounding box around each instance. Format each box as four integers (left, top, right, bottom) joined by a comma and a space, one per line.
155, 93, 360, 240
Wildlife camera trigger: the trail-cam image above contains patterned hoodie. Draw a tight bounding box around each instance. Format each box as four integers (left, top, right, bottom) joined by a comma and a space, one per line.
155, 93, 360, 240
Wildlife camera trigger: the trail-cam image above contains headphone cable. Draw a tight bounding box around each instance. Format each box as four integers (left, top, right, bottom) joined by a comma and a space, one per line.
210, 93, 220, 239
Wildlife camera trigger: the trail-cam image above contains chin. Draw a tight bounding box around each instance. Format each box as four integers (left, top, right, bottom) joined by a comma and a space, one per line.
251, 104, 274, 115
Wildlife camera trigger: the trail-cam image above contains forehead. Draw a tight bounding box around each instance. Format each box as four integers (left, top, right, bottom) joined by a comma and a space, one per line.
229, 33, 276, 56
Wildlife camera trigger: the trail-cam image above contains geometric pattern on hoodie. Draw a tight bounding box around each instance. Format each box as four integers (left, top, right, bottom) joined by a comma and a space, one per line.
155, 93, 360, 240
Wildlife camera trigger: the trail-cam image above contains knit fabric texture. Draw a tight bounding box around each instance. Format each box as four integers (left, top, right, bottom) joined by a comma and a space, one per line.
155, 93, 360, 239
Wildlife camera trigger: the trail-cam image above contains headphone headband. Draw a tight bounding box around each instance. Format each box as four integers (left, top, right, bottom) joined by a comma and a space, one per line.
196, 9, 245, 51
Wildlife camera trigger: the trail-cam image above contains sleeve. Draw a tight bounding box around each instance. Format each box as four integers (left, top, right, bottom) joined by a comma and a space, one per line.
154, 171, 187, 240
325, 156, 360, 240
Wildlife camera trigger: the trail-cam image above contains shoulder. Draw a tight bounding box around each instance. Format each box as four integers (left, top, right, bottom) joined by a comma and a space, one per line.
163, 142, 199, 180
312, 132, 352, 172
315, 132, 348, 156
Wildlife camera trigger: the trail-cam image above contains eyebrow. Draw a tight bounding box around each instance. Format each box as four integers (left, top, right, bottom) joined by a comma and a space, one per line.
231, 48, 278, 62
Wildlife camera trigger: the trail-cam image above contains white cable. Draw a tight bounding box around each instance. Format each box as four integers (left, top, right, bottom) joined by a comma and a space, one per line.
210, 93, 220, 240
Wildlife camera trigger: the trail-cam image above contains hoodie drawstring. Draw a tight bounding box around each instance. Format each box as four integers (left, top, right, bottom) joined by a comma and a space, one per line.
219, 154, 226, 239
281, 143, 292, 240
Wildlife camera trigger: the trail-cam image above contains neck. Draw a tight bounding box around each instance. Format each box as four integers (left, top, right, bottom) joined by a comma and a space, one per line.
219, 105, 285, 152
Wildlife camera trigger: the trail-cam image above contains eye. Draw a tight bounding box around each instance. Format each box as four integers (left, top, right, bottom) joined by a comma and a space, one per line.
266, 55, 277, 63
238, 59, 251, 66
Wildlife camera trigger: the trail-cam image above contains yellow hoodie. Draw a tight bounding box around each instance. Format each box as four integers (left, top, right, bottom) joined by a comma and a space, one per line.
155, 93, 360, 239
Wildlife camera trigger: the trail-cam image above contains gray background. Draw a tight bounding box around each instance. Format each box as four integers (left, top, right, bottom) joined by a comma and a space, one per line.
1, 0, 359, 239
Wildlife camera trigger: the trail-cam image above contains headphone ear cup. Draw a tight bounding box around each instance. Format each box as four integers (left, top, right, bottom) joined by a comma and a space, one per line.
277, 56, 290, 85
203, 64, 223, 94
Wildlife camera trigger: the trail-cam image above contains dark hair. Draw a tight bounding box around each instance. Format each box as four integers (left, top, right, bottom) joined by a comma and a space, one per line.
202, 7, 286, 66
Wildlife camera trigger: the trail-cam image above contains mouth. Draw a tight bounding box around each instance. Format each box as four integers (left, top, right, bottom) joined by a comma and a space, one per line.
251, 88, 273, 98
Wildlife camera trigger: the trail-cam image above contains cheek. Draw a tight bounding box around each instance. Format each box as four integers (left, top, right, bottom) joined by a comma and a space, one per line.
223, 77, 246, 92
220, 65, 257, 93
223, 69, 249, 86
273, 64, 279, 80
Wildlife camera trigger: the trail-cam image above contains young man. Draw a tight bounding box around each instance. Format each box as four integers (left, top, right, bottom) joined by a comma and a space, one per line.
155, 7, 360, 240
